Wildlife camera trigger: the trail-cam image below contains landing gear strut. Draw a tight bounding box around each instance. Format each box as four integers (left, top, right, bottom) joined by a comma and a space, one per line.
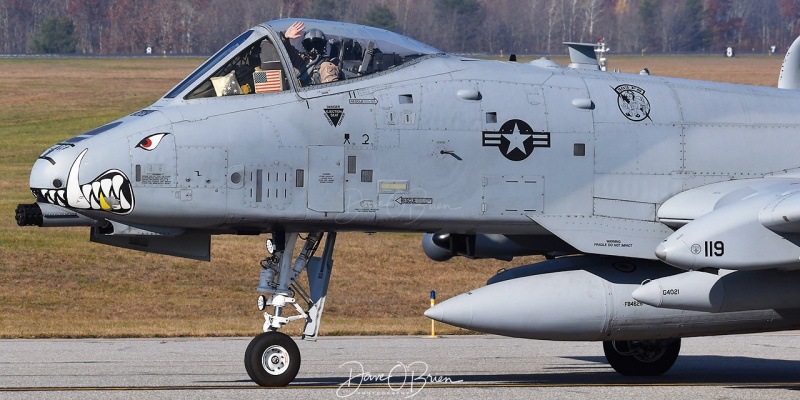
245, 231, 336, 386
603, 338, 681, 376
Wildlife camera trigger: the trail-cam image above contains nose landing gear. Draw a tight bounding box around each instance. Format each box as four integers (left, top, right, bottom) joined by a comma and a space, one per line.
245, 231, 336, 386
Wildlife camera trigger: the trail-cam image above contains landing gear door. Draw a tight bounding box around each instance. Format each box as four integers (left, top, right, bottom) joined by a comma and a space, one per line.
307, 146, 344, 213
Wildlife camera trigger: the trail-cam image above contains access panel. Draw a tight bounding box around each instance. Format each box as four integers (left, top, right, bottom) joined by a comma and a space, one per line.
308, 146, 345, 213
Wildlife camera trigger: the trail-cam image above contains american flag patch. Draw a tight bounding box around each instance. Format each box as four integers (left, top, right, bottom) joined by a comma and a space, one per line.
253, 70, 283, 93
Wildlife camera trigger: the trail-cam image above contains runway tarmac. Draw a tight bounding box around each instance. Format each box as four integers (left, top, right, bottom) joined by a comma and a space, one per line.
2, 333, 800, 399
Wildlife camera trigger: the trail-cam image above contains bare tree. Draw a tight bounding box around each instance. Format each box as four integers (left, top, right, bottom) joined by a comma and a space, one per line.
3, 0, 800, 55
659, 0, 682, 52
582, 0, 604, 42
543, 0, 562, 53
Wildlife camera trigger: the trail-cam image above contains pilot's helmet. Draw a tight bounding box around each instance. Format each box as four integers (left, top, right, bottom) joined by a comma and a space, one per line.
302, 28, 327, 54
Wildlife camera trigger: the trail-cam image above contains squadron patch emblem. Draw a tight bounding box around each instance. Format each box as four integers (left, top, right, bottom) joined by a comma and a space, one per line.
482, 119, 550, 161
613, 84, 651, 122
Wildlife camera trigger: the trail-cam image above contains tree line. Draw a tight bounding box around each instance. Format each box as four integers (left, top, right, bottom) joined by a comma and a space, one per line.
4, 0, 800, 56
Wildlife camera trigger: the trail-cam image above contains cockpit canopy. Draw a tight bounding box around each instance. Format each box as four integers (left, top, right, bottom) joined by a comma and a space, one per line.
165, 19, 443, 100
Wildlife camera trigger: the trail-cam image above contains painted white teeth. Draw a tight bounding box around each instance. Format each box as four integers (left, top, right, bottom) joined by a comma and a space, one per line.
112, 175, 123, 197
82, 184, 92, 203
91, 182, 101, 199
41, 189, 67, 206
47, 148, 133, 213
50, 178, 132, 211
100, 179, 112, 199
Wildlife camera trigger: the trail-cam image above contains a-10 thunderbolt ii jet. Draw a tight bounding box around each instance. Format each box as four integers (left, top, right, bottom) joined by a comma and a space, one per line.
16, 18, 800, 386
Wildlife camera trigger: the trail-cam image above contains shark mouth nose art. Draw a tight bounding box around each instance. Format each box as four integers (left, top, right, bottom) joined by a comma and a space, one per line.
32, 149, 134, 214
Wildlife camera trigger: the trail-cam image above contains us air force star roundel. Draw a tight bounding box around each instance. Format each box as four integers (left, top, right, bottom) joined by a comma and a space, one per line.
482, 119, 550, 161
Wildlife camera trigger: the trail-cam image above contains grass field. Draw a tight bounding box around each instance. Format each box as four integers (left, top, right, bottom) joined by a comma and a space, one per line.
0, 54, 785, 338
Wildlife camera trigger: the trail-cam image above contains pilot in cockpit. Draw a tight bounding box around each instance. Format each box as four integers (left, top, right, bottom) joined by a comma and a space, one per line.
280, 21, 340, 86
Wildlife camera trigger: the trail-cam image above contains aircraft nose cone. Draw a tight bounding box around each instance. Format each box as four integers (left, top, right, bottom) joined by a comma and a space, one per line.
29, 153, 71, 193
424, 294, 474, 328
654, 242, 667, 261
423, 306, 442, 321
631, 281, 662, 307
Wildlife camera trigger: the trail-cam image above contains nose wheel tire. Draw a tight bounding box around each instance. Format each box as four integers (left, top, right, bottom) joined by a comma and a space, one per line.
245, 331, 301, 386
603, 339, 681, 376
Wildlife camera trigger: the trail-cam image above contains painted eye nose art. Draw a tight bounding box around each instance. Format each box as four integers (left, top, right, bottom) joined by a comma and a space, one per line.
136, 133, 170, 151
